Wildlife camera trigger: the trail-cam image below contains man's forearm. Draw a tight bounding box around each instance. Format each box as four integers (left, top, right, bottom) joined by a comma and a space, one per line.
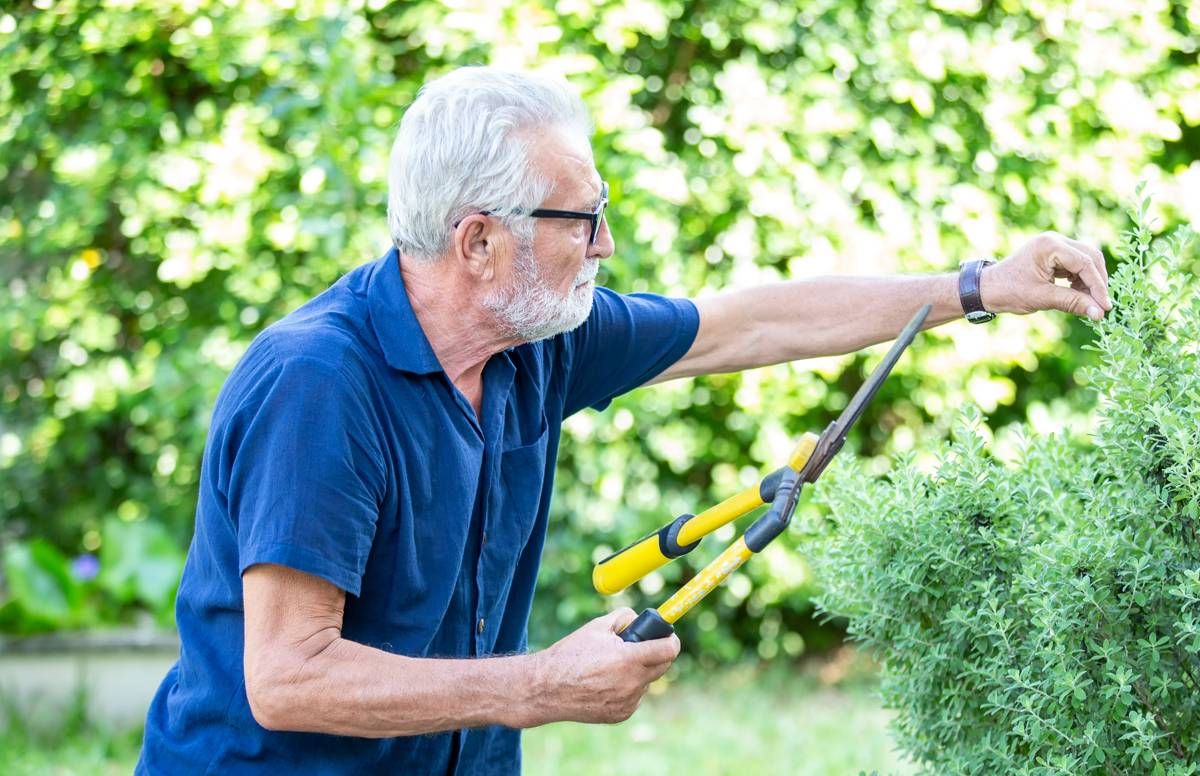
247, 635, 544, 738
662, 272, 961, 380
740, 272, 962, 362
657, 232, 1111, 383
243, 565, 680, 738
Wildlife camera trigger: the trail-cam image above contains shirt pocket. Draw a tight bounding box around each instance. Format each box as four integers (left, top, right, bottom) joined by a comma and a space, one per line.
495, 416, 549, 552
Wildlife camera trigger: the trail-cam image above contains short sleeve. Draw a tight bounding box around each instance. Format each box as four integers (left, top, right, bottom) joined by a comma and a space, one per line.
560, 287, 699, 416
223, 351, 385, 597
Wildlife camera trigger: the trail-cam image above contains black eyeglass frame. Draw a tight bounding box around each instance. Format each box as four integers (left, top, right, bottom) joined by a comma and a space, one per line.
526, 180, 608, 246
471, 181, 609, 246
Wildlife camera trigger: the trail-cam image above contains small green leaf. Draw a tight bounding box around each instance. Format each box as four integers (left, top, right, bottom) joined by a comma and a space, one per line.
98, 518, 184, 616
2, 539, 79, 628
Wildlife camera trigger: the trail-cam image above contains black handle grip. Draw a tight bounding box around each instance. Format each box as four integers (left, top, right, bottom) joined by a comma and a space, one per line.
619, 608, 675, 642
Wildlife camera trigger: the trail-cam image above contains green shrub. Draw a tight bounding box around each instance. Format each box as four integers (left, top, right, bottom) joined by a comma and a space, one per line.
811, 203, 1200, 773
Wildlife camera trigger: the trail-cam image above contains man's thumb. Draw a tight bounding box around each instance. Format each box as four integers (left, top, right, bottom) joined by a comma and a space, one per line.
602, 607, 638, 633
1044, 284, 1102, 320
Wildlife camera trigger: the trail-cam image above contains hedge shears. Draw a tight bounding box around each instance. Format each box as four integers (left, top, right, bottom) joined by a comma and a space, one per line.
597, 304, 932, 642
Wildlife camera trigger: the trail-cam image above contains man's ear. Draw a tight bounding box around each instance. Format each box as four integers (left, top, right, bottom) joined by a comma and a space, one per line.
452, 214, 498, 281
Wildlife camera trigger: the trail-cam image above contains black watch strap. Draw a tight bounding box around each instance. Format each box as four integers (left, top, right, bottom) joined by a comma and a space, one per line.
959, 259, 996, 323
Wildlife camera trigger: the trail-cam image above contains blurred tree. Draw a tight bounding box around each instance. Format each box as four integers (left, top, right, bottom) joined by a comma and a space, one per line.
0, 0, 1197, 658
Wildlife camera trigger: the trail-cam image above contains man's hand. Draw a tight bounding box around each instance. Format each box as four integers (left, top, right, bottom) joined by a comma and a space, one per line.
982, 232, 1112, 321
521, 608, 681, 726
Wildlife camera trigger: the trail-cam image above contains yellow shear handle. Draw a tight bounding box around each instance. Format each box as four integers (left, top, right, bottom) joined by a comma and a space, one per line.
591, 490, 757, 596
658, 536, 754, 623
592, 533, 668, 596
677, 433, 817, 546
591, 432, 818, 596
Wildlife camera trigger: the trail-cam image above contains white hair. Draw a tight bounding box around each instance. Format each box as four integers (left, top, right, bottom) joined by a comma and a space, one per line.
387, 66, 593, 262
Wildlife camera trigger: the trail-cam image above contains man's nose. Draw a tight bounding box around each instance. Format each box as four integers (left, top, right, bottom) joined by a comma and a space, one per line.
588, 216, 615, 260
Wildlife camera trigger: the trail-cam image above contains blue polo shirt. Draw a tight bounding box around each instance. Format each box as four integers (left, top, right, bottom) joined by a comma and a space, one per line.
137, 248, 699, 774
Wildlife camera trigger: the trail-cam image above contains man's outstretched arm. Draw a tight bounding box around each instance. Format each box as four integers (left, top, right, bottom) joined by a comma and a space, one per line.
653, 231, 1111, 382
241, 563, 680, 737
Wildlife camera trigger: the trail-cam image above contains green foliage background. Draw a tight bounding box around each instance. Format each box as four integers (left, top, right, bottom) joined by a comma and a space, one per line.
1, 0, 1198, 660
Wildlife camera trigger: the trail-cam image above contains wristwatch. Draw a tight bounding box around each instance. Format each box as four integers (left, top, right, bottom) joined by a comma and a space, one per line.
958, 259, 996, 324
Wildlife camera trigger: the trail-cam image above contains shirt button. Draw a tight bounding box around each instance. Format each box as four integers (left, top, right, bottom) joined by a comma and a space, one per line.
482, 531, 487, 546
477, 618, 486, 634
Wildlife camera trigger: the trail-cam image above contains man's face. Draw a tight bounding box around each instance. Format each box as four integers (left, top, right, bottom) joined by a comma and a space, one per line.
483, 126, 614, 342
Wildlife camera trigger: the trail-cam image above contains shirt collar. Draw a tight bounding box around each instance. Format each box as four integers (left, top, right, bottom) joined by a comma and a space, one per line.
367, 247, 444, 375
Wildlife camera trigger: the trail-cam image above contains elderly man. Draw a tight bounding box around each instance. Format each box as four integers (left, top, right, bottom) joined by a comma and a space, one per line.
137, 66, 1110, 773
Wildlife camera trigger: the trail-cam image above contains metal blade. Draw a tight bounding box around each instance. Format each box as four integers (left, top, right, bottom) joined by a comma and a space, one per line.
801, 303, 931, 482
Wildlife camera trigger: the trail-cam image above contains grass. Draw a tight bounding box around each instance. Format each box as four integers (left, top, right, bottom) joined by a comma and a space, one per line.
0, 693, 143, 776
524, 656, 914, 776
0, 653, 913, 775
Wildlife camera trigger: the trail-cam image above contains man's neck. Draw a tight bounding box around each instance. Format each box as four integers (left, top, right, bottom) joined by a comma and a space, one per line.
398, 257, 520, 392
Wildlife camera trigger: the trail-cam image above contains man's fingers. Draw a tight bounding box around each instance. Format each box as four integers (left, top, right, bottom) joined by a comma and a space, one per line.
1048, 245, 1110, 310
636, 656, 676, 684
627, 632, 682, 668
1044, 283, 1104, 321
641, 658, 674, 682
1064, 236, 1108, 284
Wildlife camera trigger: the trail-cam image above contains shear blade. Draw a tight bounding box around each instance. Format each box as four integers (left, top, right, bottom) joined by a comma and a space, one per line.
803, 303, 931, 482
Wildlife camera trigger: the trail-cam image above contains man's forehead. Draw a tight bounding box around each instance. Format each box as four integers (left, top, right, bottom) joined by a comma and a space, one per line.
526, 126, 600, 197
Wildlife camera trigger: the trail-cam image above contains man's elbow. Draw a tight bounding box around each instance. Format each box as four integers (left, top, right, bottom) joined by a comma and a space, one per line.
244, 658, 295, 731
244, 646, 329, 732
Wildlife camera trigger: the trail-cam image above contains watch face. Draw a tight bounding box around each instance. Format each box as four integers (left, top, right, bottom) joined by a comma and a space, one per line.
966, 310, 996, 323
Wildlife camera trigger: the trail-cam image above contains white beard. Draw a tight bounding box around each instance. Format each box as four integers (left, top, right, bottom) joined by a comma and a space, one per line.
483, 242, 598, 343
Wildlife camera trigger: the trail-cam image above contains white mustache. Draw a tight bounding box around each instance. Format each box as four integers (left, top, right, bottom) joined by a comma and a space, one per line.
574, 261, 599, 286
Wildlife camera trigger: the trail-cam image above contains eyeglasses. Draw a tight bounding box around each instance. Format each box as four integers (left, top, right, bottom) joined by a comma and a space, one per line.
469, 181, 609, 246
525, 181, 608, 246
